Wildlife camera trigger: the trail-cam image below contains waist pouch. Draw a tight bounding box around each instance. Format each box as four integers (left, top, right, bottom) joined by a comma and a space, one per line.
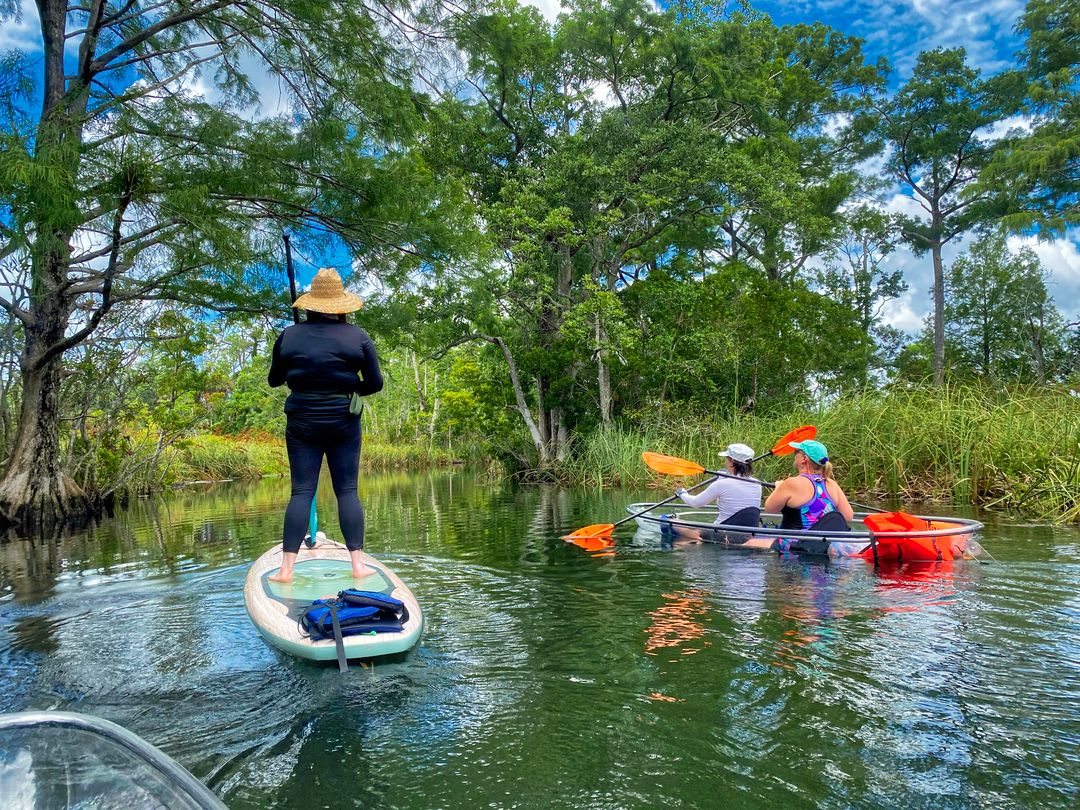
300, 589, 406, 639
287, 390, 364, 416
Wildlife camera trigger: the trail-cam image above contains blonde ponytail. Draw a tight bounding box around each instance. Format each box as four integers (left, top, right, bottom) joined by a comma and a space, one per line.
808, 460, 834, 480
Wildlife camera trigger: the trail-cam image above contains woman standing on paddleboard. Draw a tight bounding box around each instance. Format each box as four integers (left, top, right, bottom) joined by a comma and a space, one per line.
266, 268, 383, 583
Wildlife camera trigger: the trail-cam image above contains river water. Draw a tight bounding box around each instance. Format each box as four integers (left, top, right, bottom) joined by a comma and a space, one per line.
1, 471, 1078, 809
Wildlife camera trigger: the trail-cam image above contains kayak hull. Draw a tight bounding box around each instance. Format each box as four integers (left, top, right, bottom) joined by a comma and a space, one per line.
244, 539, 423, 661
627, 504, 983, 561
0, 711, 226, 809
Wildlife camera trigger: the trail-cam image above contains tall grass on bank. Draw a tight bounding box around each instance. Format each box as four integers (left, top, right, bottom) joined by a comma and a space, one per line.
96, 432, 456, 493
564, 385, 1080, 523
171, 435, 455, 483
171, 434, 288, 483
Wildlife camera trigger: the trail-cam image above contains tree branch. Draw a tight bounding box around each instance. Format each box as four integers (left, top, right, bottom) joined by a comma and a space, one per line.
88, 0, 233, 75
36, 174, 135, 368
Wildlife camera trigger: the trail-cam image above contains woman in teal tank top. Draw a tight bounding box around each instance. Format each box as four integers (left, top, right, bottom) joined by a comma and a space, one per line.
764, 439, 854, 530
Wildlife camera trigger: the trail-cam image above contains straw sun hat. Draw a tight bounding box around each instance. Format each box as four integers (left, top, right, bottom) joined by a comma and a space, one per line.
292, 268, 364, 314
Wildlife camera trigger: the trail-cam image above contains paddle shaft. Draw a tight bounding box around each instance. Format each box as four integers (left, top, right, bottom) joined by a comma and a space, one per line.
283, 231, 319, 539
691, 465, 886, 514
612, 474, 720, 530
284, 231, 300, 326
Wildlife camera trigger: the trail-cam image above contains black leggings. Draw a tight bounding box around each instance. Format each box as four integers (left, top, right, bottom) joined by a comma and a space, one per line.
283, 413, 364, 553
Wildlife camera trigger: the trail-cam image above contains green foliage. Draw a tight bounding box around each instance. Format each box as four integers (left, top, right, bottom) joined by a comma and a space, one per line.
617, 262, 871, 414
404, 0, 891, 468
944, 233, 1069, 382
0, 0, 1074, 517
565, 384, 1080, 523
980, 0, 1080, 233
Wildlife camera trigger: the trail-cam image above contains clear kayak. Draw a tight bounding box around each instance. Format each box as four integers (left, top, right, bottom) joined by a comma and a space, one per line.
626, 503, 986, 561
0, 711, 225, 809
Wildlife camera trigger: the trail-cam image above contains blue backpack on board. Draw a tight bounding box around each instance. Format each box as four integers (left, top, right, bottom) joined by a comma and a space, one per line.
299, 589, 407, 640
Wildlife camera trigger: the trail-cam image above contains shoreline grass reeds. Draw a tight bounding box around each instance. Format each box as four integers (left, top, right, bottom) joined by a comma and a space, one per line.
95, 431, 456, 493
171, 434, 456, 483
85, 384, 1080, 523
563, 384, 1080, 523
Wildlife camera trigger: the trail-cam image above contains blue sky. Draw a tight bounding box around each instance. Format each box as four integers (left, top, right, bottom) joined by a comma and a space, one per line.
756, 0, 1027, 80
524, 0, 1078, 327
4, 0, 1077, 327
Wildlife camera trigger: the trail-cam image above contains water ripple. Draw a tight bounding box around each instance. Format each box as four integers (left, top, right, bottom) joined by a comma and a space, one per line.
0, 474, 1078, 808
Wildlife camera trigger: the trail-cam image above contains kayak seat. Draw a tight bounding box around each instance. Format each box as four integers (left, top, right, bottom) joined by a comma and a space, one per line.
715, 506, 760, 546
786, 511, 850, 556
814, 510, 850, 532
722, 506, 761, 528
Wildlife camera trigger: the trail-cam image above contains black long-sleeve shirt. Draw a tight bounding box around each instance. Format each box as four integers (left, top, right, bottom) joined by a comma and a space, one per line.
268, 315, 383, 415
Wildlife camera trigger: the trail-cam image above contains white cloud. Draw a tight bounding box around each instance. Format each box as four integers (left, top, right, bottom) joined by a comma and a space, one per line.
0, 0, 40, 52
882, 190, 927, 219
883, 0, 1024, 74
978, 113, 1035, 143
763, 0, 1026, 77
521, 0, 565, 21
1007, 233, 1080, 318
880, 289, 925, 331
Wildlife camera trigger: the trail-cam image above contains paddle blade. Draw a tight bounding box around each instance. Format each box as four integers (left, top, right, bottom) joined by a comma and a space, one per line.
770, 425, 817, 456
642, 452, 706, 476
562, 524, 615, 542
575, 536, 617, 553
863, 511, 931, 534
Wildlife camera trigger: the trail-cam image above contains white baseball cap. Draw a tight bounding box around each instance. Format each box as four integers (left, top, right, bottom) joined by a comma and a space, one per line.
718, 443, 755, 463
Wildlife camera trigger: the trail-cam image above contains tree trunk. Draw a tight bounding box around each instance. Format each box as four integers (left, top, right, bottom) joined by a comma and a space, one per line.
0, 324, 90, 529
554, 409, 569, 463
932, 242, 946, 386
1028, 311, 1047, 383
0, 1, 97, 529
536, 378, 550, 447
595, 312, 612, 425
411, 349, 429, 412
428, 372, 440, 440
488, 336, 549, 465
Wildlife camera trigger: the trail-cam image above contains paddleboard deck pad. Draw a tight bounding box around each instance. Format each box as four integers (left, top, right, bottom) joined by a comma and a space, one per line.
244, 539, 423, 661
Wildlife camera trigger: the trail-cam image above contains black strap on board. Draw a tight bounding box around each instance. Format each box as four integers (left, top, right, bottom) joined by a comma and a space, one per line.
328, 603, 348, 673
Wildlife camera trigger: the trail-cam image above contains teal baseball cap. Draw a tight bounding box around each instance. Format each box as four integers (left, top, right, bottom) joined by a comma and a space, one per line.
789, 439, 829, 464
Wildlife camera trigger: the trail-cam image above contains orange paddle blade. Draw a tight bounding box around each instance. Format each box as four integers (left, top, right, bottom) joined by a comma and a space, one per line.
576, 536, 617, 552
770, 425, 816, 456
562, 523, 615, 541
641, 452, 706, 476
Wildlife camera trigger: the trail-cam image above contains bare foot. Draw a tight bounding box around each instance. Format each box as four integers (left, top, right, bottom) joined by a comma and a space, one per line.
352, 565, 377, 580
268, 570, 293, 583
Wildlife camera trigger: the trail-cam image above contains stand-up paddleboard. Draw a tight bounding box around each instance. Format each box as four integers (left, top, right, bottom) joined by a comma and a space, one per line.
244, 536, 423, 662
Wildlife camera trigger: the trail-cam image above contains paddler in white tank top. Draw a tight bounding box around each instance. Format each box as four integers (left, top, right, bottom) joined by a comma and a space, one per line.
674, 443, 763, 524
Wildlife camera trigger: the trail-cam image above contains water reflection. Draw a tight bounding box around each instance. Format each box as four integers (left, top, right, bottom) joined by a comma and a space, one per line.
0, 472, 1078, 808
644, 589, 710, 657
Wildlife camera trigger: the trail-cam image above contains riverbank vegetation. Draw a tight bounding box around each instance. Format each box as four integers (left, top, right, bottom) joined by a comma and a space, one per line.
567, 386, 1080, 522
1, 0, 1078, 529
